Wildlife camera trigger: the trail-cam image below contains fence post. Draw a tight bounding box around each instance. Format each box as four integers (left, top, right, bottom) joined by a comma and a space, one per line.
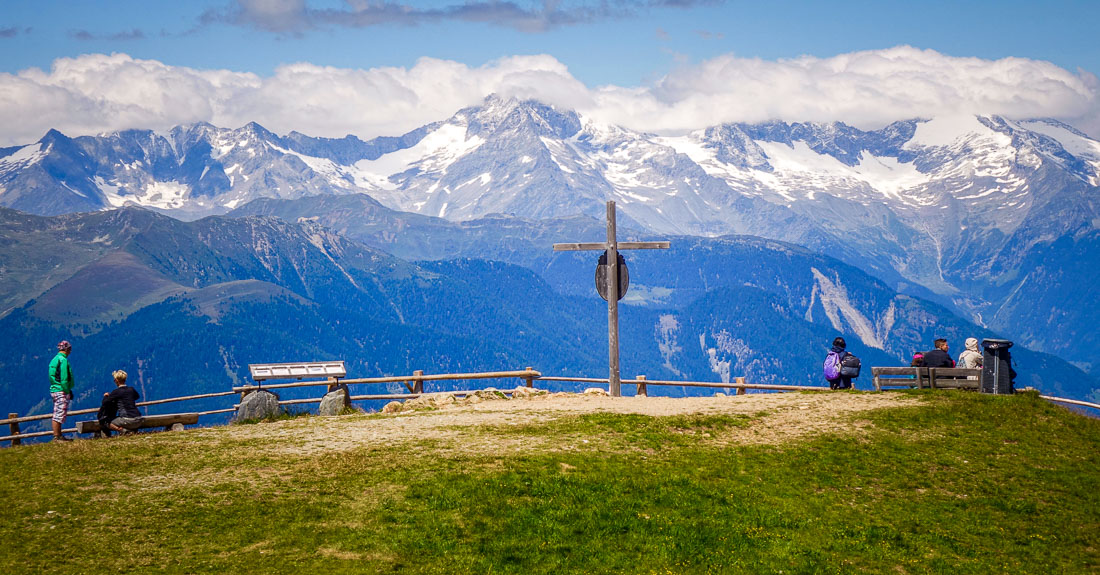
735, 377, 746, 395
413, 370, 424, 394
524, 366, 534, 388
8, 413, 19, 447
636, 375, 647, 397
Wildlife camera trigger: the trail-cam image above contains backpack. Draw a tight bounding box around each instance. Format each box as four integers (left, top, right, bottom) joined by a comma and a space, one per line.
823, 351, 842, 380
840, 353, 861, 378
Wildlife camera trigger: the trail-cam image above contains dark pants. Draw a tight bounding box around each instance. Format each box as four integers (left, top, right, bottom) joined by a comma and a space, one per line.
828, 377, 853, 390
112, 416, 144, 430
96, 407, 115, 438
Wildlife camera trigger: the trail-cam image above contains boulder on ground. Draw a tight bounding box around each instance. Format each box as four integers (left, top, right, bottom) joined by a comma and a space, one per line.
470, 389, 507, 402
511, 386, 548, 399
400, 392, 458, 411
378, 387, 556, 414
236, 390, 279, 421
583, 387, 610, 396
318, 388, 349, 416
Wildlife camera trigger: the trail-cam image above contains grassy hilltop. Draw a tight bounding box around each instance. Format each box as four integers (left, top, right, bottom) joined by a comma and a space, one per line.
0, 391, 1097, 574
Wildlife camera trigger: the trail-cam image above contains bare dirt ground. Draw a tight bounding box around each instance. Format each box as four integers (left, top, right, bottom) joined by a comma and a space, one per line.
209, 391, 921, 457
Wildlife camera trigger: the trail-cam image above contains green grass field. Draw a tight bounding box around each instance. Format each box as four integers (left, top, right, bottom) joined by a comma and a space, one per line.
1, 391, 1097, 574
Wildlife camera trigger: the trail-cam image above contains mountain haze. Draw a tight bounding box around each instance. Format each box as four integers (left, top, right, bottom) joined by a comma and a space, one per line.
0, 208, 1094, 423
2, 96, 1098, 377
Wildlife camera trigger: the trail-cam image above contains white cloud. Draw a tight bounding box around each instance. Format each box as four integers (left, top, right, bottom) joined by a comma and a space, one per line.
611, 47, 1100, 135
1, 47, 1098, 147
0, 54, 258, 145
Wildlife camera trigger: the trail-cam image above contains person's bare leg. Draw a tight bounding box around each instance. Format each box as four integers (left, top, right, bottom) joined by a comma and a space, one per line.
51, 420, 70, 441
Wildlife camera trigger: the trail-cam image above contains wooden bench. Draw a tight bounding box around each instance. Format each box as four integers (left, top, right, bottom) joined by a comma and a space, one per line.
872, 367, 981, 391
76, 413, 200, 436
925, 368, 982, 390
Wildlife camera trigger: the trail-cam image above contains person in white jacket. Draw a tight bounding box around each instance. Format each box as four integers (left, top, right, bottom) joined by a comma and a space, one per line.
958, 337, 983, 369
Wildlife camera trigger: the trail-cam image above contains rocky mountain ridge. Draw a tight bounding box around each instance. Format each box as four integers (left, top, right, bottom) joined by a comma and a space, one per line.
2, 96, 1098, 373
2, 207, 1094, 420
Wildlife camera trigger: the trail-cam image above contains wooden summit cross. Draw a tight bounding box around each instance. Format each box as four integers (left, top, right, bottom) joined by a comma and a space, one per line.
553, 200, 670, 397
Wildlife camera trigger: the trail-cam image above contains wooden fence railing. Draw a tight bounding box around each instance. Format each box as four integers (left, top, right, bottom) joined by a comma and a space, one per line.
0, 390, 240, 445
4, 366, 1097, 446
0, 368, 546, 445
536, 375, 828, 396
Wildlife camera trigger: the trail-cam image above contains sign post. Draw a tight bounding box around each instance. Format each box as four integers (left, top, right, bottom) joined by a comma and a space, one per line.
553, 201, 670, 396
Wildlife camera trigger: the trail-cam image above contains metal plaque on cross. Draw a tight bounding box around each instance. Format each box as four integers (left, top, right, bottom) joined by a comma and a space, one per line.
595, 251, 629, 301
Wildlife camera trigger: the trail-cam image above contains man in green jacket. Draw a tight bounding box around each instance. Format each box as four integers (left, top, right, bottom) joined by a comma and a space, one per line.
48, 340, 74, 442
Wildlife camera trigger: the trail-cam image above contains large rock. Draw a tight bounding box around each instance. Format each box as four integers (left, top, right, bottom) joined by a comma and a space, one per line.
406, 392, 458, 410
511, 386, 548, 399
318, 387, 349, 416
465, 389, 507, 404
379, 387, 549, 414
236, 390, 280, 421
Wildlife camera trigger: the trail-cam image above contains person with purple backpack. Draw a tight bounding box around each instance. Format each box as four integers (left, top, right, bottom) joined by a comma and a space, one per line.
823, 336, 861, 389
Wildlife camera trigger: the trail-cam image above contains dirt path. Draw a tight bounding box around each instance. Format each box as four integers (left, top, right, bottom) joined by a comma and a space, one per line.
209, 391, 920, 456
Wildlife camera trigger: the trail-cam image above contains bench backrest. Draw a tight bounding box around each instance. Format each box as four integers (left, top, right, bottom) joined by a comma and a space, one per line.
248, 361, 346, 382
871, 366, 981, 391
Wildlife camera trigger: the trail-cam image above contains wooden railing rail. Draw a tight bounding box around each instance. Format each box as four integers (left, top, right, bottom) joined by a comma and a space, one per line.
537, 375, 829, 395
0, 390, 239, 427
252, 389, 527, 409
1040, 396, 1100, 412
2, 390, 242, 444
1, 407, 100, 426
132, 391, 238, 407
0, 427, 79, 443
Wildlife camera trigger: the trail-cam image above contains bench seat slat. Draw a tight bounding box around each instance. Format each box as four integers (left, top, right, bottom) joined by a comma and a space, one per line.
76, 413, 199, 434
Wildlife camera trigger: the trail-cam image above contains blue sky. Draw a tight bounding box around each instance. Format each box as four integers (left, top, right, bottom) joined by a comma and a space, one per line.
1, 1, 1099, 144
4, 0, 1099, 87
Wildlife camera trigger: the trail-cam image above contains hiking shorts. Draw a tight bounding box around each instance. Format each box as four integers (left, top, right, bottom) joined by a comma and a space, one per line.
51, 392, 71, 423
111, 416, 144, 430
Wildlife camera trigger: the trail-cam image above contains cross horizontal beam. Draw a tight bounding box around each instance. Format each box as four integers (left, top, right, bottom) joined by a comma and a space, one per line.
553, 241, 670, 251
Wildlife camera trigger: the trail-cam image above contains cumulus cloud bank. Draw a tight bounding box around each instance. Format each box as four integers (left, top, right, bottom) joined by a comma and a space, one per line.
0, 47, 1097, 147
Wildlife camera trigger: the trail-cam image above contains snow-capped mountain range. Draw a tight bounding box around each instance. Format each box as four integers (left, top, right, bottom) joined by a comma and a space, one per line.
2, 95, 1099, 372
4, 95, 1097, 236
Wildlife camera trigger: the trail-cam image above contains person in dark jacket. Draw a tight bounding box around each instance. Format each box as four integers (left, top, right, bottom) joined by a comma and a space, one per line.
824, 337, 854, 390
98, 370, 143, 436
923, 339, 956, 368
48, 340, 75, 442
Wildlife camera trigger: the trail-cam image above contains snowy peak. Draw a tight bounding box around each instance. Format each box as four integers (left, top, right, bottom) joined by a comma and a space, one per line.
698, 124, 771, 171
462, 95, 582, 140
747, 121, 866, 166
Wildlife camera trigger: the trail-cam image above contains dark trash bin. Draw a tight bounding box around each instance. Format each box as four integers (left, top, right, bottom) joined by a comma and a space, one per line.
980, 339, 1015, 395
